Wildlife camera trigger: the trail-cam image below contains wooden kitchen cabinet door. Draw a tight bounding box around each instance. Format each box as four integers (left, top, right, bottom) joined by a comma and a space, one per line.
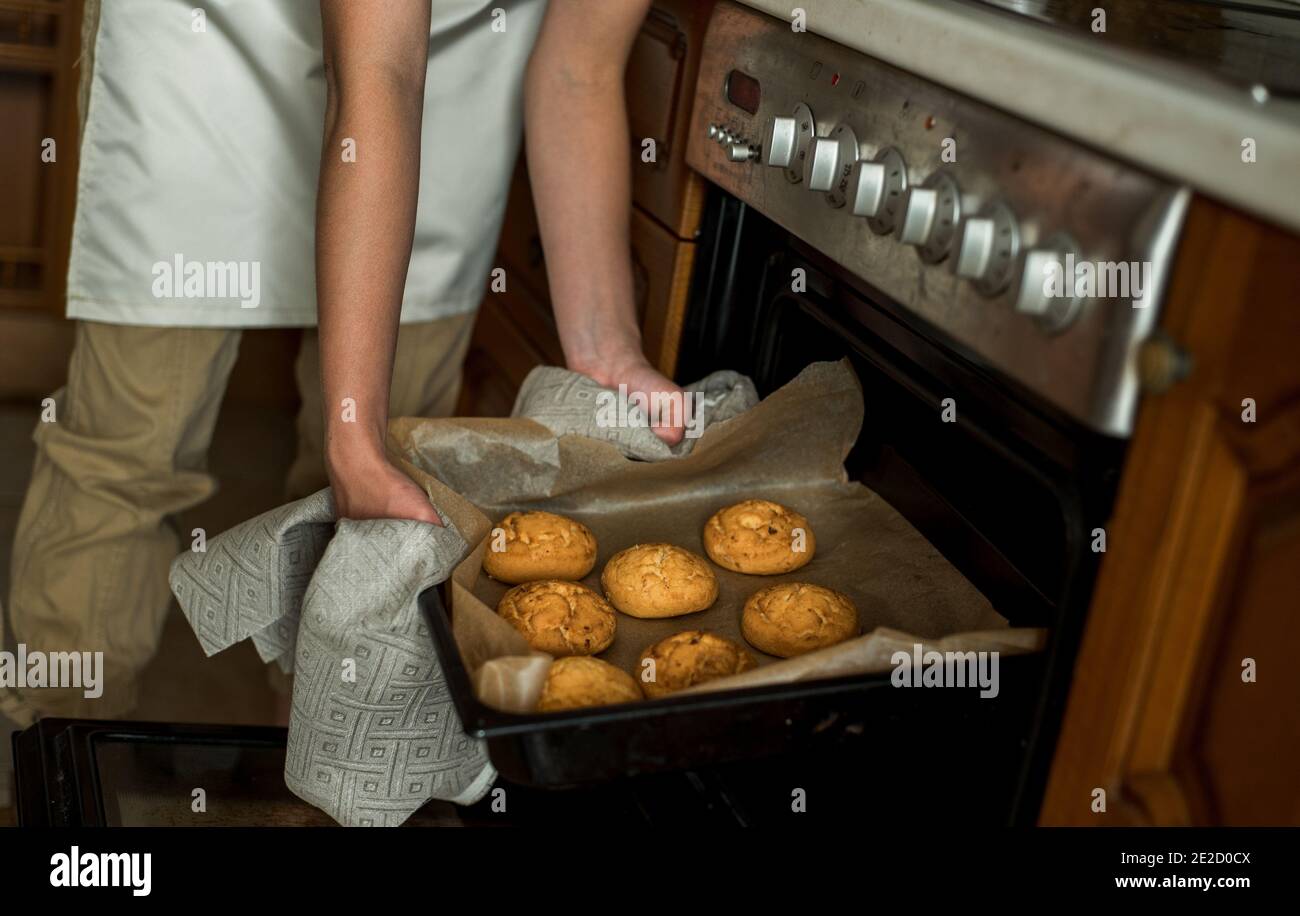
456, 153, 564, 418
456, 206, 698, 418
626, 0, 712, 240
0, 0, 81, 316
0, 0, 83, 397
632, 206, 696, 379
1041, 198, 1300, 826
456, 279, 566, 419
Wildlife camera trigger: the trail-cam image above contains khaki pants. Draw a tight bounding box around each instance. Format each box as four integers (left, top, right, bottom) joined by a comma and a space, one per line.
0, 313, 474, 726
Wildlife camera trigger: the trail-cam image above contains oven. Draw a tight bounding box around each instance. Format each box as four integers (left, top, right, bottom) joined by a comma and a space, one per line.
675, 2, 1192, 822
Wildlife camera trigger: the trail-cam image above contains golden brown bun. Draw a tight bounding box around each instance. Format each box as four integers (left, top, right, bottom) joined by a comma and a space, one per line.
537, 657, 643, 712
741, 582, 858, 658
703, 499, 815, 575
600, 543, 718, 618
497, 580, 616, 656
636, 630, 756, 698
482, 511, 597, 584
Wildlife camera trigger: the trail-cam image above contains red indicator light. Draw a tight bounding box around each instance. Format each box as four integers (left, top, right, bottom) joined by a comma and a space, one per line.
831, 73, 841, 87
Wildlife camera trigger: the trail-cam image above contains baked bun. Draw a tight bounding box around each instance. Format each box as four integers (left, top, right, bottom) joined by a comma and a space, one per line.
703, 499, 815, 575
482, 511, 597, 584
537, 657, 643, 712
637, 630, 756, 699
600, 543, 718, 618
496, 580, 616, 656
741, 582, 858, 658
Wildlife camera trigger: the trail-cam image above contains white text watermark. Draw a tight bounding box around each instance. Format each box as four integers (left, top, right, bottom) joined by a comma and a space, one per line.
151, 254, 261, 308
890, 644, 1000, 698
0, 643, 103, 699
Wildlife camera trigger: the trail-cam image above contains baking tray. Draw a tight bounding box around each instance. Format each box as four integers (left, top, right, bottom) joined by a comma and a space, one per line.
420, 584, 1045, 787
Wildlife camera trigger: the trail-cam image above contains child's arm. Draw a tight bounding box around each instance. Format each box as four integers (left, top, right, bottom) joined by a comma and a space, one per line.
316, 0, 441, 523
526, 0, 687, 446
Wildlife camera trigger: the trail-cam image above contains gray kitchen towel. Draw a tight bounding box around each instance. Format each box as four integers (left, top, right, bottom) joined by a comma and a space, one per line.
169, 366, 757, 826
513, 366, 758, 460
169, 491, 493, 826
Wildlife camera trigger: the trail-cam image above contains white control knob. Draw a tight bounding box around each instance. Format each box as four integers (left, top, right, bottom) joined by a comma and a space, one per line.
956, 218, 994, 275
855, 147, 907, 234
804, 137, 842, 192
898, 187, 938, 246
850, 161, 885, 217
954, 202, 1020, 296
766, 116, 797, 168
1015, 233, 1083, 333
766, 103, 816, 182
814, 125, 861, 207
896, 173, 960, 263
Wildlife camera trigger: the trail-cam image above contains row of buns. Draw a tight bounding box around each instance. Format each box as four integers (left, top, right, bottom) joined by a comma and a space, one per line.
483, 498, 817, 585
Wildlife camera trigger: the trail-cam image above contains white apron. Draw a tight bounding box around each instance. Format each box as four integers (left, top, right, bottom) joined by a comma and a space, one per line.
66, 0, 545, 327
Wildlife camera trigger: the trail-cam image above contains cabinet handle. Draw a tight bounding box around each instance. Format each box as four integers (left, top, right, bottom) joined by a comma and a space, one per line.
1138, 333, 1193, 394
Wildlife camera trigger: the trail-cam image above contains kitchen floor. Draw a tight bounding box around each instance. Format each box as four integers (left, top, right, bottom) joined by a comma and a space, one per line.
0, 395, 299, 824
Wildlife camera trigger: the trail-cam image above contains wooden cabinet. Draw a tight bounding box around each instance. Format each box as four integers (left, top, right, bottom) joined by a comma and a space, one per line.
1041, 197, 1300, 826
627, 0, 712, 239
0, 0, 81, 316
633, 207, 698, 377
457, 0, 713, 418
0, 0, 82, 396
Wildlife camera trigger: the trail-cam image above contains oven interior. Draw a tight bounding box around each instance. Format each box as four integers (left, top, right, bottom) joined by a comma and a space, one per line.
677, 188, 1130, 821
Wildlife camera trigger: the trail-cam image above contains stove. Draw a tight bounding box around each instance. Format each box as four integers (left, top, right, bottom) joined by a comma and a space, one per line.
688, 2, 1191, 438
675, 0, 1192, 822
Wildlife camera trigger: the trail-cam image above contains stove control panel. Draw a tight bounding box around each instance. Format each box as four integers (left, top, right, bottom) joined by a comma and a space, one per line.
687, 2, 1189, 437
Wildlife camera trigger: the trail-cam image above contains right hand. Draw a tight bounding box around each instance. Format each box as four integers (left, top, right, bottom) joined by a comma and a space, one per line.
327, 448, 442, 525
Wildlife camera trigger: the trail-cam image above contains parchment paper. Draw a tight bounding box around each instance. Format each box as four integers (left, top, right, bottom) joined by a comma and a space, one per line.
391, 360, 1044, 713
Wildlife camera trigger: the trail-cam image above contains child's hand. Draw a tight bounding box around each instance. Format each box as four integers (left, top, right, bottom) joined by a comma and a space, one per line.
574, 352, 689, 446
327, 447, 441, 525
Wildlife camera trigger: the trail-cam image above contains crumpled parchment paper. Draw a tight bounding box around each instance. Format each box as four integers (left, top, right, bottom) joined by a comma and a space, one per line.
390, 360, 1045, 714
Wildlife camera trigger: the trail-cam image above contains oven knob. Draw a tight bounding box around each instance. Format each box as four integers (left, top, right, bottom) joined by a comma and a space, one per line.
851, 161, 884, 215
855, 147, 908, 234
766, 103, 816, 182
729, 142, 759, 162
954, 202, 1021, 296
707, 124, 719, 140
1015, 233, 1083, 333
804, 137, 841, 191
806, 135, 837, 190
896, 172, 961, 263
807, 125, 860, 205
766, 117, 797, 168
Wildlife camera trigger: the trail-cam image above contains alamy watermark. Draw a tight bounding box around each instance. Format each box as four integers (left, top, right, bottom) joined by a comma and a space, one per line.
151, 253, 261, 308
1041, 255, 1153, 305
890, 644, 1000, 698
0, 643, 103, 699
50, 846, 151, 896
595, 385, 705, 439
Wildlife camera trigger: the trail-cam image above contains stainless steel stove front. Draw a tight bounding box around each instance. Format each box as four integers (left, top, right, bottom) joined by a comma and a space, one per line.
687, 1, 1190, 437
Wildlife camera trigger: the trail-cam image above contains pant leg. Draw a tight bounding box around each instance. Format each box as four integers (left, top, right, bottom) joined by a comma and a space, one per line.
1, 321, 241, 724
284, 310, 478, 500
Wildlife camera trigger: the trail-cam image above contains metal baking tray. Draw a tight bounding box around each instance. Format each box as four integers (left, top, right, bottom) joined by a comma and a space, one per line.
420, 585, 1044, 787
